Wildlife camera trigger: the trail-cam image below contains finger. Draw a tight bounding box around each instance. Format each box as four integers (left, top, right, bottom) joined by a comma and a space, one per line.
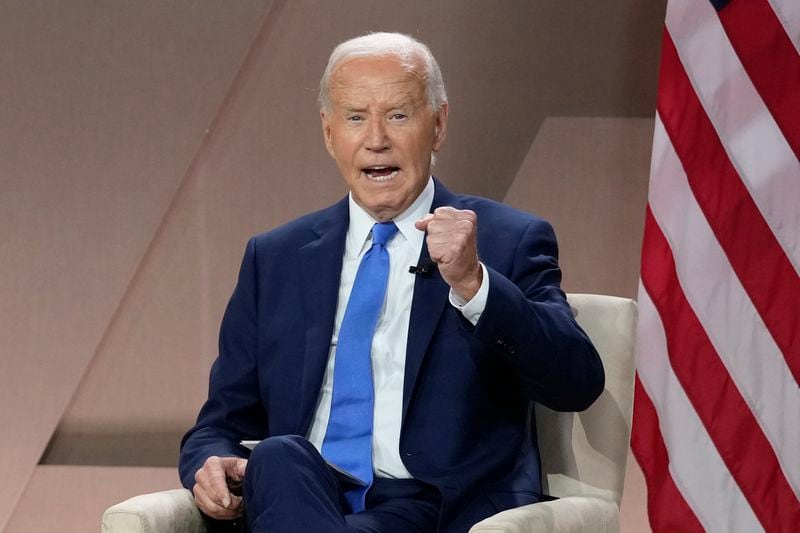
431, 218, 475, 235
208, 465, 233, 508
433, 207, 476, 222
424, 218, 456, 236
201, 457, 233, 508
193, 483, 220, 514
426, 238, 466, 256
425, 220, 475, 240
223, 457, 248, 482
235, 458, 248, 478
228, 494, 244, 513
224, 459, 247, 498
194, 484, 241, 520
236, 458, 248, 479
426, 243, 463, 264
432, 206, 459, 218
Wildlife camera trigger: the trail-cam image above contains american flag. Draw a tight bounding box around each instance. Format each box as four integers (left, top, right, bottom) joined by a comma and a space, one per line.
631, 0, 800, 531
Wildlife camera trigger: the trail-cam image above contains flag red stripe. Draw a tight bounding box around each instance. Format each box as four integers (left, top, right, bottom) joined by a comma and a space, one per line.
716, 0, 800, 160
658, 30, 800, 385
631, 374, 704, 533
640, 208, 800, 530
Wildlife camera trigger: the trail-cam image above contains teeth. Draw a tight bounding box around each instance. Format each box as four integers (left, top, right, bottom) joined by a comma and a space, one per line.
365, 169, 398, 182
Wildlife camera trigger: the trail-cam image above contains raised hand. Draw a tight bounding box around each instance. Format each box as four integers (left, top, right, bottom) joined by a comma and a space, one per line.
415, 206, 482, 301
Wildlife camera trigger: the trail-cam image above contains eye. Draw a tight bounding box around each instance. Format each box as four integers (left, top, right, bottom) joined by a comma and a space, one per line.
391, 113, 408, 120
347, 115, 364, 122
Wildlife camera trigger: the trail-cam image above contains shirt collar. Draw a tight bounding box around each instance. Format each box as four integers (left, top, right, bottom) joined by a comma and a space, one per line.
347, 177, 435, 255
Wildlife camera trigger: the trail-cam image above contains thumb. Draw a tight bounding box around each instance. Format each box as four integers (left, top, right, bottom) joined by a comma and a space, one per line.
415, 214, 434, 231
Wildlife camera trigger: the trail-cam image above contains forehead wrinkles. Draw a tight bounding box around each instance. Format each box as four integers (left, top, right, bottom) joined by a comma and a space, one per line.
329, 58, 427, 107
333, 81, 421, 110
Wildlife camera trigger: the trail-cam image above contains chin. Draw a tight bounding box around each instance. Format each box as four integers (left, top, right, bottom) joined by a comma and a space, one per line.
366, 204, 400, 221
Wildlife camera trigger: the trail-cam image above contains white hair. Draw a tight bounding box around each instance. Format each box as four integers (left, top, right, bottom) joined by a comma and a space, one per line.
318, 32, 447, 112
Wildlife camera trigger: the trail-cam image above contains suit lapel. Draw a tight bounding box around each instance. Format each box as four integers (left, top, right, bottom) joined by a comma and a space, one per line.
402, 179, 461, 421
293, 181, 462, 428
296, 198, 348, 435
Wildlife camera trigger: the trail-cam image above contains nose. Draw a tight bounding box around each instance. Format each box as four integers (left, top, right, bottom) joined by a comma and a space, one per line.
365, 119, 389, 152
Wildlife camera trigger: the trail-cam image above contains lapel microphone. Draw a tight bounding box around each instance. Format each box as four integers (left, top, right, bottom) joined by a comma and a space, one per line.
409, 258, 436, 277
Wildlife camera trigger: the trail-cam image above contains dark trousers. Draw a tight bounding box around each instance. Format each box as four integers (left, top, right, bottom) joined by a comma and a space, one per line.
242, 435, 441, 533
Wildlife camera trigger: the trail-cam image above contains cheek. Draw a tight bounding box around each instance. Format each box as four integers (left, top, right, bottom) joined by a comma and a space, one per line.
332, 141, 358, 166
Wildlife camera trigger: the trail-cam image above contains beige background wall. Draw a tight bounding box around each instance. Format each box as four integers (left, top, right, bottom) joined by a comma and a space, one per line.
1, 1, 664, 530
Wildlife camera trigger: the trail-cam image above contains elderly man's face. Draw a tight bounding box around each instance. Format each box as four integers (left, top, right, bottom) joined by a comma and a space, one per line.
321, 55, 448, 221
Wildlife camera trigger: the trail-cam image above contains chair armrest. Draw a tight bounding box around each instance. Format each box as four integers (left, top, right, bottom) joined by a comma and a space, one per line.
469, 496, 620, 533
102, 488, 206, 533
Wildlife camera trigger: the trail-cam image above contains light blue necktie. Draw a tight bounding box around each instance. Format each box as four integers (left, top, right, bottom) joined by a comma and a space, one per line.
322, 221, 398, 513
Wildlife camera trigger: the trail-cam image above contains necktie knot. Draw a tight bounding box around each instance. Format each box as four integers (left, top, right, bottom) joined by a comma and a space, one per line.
371, 222, 398, 247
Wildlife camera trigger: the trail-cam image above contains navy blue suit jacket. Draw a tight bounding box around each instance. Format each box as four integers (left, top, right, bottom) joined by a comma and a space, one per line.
180, 179, 604, 532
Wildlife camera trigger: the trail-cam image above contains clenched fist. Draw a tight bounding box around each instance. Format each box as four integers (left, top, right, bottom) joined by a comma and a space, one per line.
415, 206, 482, 301
193, 455, 248, 520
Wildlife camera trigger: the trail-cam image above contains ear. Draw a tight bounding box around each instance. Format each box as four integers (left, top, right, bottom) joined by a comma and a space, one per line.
320, 109, 336, 159
432, 101, 449, 152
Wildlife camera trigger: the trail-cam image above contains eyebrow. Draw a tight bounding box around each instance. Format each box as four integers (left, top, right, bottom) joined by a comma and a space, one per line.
341, 104, 366, 113
339, 101, 414, 114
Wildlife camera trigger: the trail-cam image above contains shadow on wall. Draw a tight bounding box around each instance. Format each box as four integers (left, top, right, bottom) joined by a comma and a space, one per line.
41, 431, 185, 467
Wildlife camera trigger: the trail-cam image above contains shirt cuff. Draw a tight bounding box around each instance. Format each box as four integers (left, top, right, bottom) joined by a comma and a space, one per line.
448, 263, 489, 326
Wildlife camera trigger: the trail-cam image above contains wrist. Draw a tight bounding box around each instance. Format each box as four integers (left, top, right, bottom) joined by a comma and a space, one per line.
452, 263, 483, 302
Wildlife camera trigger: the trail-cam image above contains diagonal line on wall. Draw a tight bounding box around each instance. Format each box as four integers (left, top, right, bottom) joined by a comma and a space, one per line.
2, 1, 288, 530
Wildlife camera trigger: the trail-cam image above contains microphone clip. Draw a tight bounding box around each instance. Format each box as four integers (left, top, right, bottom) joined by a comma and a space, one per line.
409, 259, 436, 277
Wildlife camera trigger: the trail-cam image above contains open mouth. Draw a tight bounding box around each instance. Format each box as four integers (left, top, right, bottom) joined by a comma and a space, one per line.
362, 165, 399, 182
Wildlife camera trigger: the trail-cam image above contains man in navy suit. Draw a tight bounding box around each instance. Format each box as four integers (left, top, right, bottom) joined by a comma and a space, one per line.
179, 32, 604, 532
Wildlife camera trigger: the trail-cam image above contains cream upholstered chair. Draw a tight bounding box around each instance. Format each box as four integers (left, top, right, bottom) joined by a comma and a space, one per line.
469, 293, 637, 533
102, 488, 203, 533
102, 294, 636, 533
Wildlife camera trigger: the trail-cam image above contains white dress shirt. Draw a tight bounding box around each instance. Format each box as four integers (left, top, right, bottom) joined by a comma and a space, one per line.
307, 177, 489, 478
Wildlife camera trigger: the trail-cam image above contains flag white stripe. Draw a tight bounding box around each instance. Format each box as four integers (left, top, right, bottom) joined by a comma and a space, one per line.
768, 0, 800, 54
635, 284, 763, 533
666, 0, 800, 274
649, 115, 800, 496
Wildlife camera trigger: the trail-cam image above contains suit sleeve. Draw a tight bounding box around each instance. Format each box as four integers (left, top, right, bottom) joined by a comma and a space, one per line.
178, 237, 267, 490
470, 218, 604, 412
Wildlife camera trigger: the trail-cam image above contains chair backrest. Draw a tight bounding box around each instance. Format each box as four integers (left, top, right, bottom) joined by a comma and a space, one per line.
536, 293, 637, 505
